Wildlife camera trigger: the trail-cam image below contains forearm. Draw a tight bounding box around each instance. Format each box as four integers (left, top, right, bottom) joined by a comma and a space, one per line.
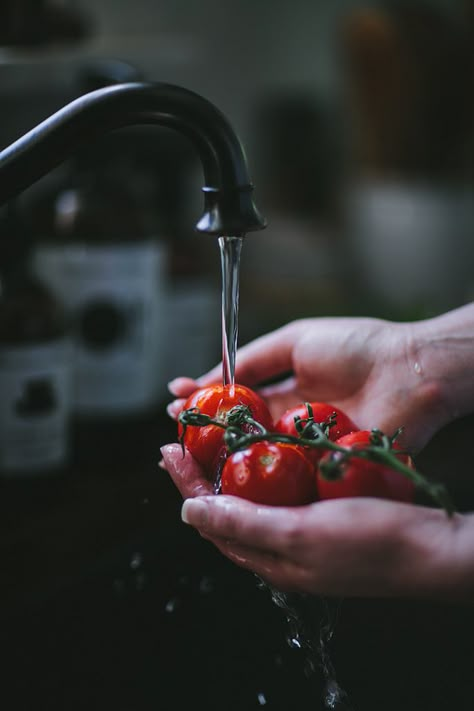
409, 303, 474, 426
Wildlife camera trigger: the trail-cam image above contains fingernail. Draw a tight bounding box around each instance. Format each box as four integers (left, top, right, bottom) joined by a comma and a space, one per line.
167, 400, 184, 421
181, 498, 208, 528
160, 443, 181, 472
167, 378, 181, 395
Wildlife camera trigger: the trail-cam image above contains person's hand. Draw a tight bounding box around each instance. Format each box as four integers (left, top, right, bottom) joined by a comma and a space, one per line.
162, 306, 474, 601
161, 443, 473, 602
168, 315, 450, 453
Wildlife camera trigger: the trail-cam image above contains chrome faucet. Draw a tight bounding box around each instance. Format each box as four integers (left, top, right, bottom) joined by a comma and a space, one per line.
0, 81, 267, 236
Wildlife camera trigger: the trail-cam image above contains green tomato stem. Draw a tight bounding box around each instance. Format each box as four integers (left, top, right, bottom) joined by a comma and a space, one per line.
177, 406, 455, 516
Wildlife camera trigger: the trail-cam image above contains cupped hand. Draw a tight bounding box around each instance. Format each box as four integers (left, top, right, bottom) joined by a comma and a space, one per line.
162, 307, 474, 602
168, 316, 448, 453
161, 443, 472, 602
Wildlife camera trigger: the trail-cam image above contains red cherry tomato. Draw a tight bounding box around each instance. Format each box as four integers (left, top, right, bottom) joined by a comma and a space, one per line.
221, 441, 317, 506
317, 430, 415, 503
274, 402, 357, 466
178, 384, 274, 475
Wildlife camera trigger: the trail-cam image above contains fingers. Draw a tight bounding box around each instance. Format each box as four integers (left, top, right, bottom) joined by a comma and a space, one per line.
208, 538, 305, 591
166, 321, 309, 419
257, 376, 304, 419
166, 375, 300, 423
178, 495, 438, 598
160, 443, 214, 499
181, 495, 310, 553
165, 320, 308, 420
166, 379, 199, 421
166, 398, 186, 420
166, 461, 467, 600
167, 377, 200, 398
232, 322, 303, 385
197, 320, 310, 388
160, 445, 297, 587
178, 494, 425, 564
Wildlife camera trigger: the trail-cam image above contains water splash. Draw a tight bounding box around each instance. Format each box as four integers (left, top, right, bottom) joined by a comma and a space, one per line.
199, 575, 214, 594
130, 552, 143, 570
260, 580, 355, 710
257, 691, 267, 705
165, 597, 180, 614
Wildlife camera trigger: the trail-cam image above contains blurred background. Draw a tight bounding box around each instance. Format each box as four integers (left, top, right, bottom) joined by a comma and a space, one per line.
1, 2, 473, 710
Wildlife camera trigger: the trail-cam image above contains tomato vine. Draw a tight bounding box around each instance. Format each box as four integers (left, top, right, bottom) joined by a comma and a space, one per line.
178, 402, 454, 515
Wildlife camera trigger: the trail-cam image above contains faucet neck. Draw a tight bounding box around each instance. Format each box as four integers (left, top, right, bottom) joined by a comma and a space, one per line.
0, 82, 266, 236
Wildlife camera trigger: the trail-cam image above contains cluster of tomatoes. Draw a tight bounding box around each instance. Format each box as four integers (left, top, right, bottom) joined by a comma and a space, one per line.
177, 384, 415, 507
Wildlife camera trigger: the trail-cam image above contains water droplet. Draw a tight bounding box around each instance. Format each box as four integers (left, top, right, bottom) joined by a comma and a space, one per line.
165, 597, 180, 613
130, 553, 142, 570
304, 657, 317, 677
414, 361, 423, 375
287, 636, 302, 649
324, 679, 352, 710
325, 686, 341, 708
199, 575, 214, 594
257, 692, 267, 706
271, 590, 287, 609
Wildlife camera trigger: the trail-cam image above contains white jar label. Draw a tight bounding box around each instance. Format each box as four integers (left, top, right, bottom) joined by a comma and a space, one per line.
34, 242, 167, 415
0, 341, 71, 475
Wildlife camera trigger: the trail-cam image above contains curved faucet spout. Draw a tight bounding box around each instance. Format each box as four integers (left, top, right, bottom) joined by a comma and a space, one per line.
0, 81, 267, 236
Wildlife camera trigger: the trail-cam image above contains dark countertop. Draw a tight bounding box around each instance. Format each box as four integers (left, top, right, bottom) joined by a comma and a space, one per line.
2, 410, 474, 711
1, 411, 178, 611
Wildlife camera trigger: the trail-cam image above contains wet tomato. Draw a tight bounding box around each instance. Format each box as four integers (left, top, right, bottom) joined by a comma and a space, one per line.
178, 384, 274, 475
274, 401, 357, 466
317, 430, 415, 503
221, 441, 317, 506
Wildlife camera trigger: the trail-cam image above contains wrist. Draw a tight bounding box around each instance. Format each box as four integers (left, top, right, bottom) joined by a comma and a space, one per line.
404, 303, 474, 428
